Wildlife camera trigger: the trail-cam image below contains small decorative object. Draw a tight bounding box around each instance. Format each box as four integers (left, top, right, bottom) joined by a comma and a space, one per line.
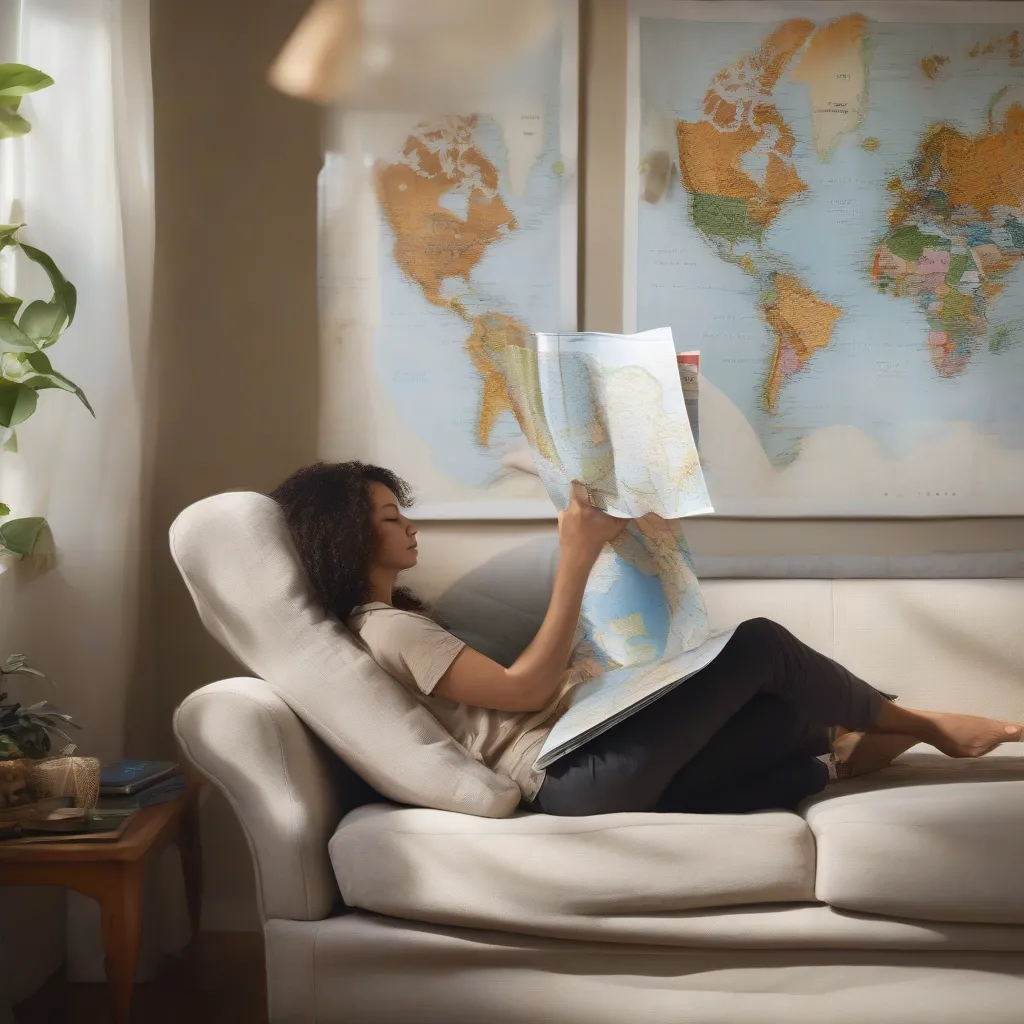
28, 752, 100, 810
0, 654, 78, 760
0, 759, 30, 809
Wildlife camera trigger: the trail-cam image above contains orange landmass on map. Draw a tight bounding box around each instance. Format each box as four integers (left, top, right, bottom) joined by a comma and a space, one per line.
794, 13, 865, 70
888, 103, 1024, 226
463, 312, 531, 446
968, 30, 1021, 63
375, 119, 539, 447
375, 122, 518, 309
677, 106, 807, 229
921, 54, 949, 81
679, 20, 815, 230
762, 274, 843, 412
789, 15, 869, 159
703, 18, 815, 116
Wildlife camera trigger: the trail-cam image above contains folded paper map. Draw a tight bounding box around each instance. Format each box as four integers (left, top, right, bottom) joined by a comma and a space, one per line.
499, 327, 734, 768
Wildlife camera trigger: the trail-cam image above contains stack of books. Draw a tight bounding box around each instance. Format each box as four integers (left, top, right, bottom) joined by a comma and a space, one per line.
98, 759, 187, 809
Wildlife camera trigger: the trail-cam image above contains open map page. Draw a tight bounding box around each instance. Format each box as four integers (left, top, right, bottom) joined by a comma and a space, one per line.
498, 328, 735, 767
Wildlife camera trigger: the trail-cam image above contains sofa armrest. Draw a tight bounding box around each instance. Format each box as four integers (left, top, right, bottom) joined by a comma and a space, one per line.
174, 677, 369, 922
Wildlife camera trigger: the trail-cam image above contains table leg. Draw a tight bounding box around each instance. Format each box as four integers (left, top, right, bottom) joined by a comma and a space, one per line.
178, 789, 203, 939
96, 860, 146, 1024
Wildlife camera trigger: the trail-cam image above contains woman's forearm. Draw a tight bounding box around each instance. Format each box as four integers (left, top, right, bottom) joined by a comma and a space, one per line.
506, 543, 598, 708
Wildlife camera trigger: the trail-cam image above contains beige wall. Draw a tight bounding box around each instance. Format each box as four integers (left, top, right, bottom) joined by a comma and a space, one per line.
141, 0, 1024, 929
142, 0, 322, 927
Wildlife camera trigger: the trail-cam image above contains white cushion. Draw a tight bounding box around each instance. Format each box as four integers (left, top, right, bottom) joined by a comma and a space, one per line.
169, 491, 520, 818
329, 804, 816, 930
802, 743, 1024, 924
830, 580, 1024, 721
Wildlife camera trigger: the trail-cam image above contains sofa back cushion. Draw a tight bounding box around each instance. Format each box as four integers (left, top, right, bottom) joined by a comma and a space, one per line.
435, 538, 1024, 723
169, 491, 521, 818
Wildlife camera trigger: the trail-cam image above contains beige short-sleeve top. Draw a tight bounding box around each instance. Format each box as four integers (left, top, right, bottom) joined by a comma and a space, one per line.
346, 602, 559, 801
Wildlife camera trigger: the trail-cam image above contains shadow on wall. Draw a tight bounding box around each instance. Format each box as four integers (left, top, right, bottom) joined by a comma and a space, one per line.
435, 535, 558, 665
126, 0, 323, 929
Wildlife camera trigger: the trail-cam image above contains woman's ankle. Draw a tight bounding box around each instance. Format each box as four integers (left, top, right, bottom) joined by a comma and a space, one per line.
872, 700, 934, 743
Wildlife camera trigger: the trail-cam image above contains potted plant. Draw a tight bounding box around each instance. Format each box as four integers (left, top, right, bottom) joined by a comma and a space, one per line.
0, 655, 83, 810
0, 62, 92, 562
0, 655, 76, 760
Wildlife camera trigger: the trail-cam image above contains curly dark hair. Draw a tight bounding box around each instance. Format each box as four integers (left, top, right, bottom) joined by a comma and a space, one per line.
269, 461, 424, 620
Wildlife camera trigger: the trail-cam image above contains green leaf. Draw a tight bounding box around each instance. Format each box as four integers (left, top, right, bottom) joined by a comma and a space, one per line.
0, 319, 40, 352
32, 375, 94, 416
19, 299, 66, 344
0, 655, 48, 679
0, 290, 23, 321
18, 243, 76, 333
0, 378, 37, 426
0, 224, 22, 249
0, 103, 31, 140
2, 429, 17, 453
0, 504, 8, 517
0, 517, 46, 556
4, 350, 93, 415
0, 64, 54, 99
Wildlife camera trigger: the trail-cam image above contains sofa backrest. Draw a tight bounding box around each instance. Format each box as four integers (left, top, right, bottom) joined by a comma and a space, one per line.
435, 535, 1024, 723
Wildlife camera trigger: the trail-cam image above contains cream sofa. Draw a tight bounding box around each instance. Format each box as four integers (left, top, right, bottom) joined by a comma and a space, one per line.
172, 500, 1024, 1023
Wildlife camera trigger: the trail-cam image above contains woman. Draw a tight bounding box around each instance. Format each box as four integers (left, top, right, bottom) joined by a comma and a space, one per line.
271, 461, 1022, 816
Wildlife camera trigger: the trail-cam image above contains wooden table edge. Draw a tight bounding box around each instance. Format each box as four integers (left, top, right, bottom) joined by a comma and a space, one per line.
0, 780, 202, 866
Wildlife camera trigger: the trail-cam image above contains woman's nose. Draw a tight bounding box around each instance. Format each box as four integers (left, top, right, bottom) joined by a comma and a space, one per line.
407, 522, 418, 536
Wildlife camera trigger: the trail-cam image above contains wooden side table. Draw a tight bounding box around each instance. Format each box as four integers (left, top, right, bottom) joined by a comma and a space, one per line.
0, 781, 202, 1024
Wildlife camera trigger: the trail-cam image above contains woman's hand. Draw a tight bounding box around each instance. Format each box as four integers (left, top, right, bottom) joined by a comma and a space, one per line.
557, 483, 629, 559
436, 483, 631, 714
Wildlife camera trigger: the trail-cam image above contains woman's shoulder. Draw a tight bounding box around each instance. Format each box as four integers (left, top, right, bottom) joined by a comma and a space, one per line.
347, 602, 443, 636
346, 602, 463, 679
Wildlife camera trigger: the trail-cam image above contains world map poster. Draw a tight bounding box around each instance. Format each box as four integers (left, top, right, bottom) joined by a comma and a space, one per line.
319, 2, 577, 518
627, 1, 1024, 515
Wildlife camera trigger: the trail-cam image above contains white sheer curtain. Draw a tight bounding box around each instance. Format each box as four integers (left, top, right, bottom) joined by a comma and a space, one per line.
0, 0, 158, 997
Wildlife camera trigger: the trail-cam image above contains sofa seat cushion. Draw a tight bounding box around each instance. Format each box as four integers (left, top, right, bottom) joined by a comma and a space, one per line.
329, 804, 816, 931
802, 743, 1024, 925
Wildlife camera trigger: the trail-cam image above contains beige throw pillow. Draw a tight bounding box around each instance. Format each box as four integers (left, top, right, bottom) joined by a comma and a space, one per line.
169, 491, 521, 818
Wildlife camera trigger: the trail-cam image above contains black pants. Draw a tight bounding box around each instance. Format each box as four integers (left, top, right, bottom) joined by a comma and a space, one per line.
533, 617, 883, 817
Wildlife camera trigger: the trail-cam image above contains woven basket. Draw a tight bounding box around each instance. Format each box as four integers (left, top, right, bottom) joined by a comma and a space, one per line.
28, 755, 100, 809
0, 758, 32, 809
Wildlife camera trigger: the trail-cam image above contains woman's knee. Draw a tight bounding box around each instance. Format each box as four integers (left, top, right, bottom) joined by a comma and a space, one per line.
735, 616, 784, 646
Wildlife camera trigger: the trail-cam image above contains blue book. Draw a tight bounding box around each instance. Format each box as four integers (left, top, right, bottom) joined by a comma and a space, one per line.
98, 774, 188, 810
99, 760, 179, 796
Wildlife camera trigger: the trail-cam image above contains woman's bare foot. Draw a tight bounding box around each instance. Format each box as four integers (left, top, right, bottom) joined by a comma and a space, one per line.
872, 700, 1022, 759
831, 729, 918, 777
917, 712, 1021, 759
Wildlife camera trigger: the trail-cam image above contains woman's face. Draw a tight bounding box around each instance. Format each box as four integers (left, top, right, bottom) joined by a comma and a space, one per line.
369, 482, 419, 571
